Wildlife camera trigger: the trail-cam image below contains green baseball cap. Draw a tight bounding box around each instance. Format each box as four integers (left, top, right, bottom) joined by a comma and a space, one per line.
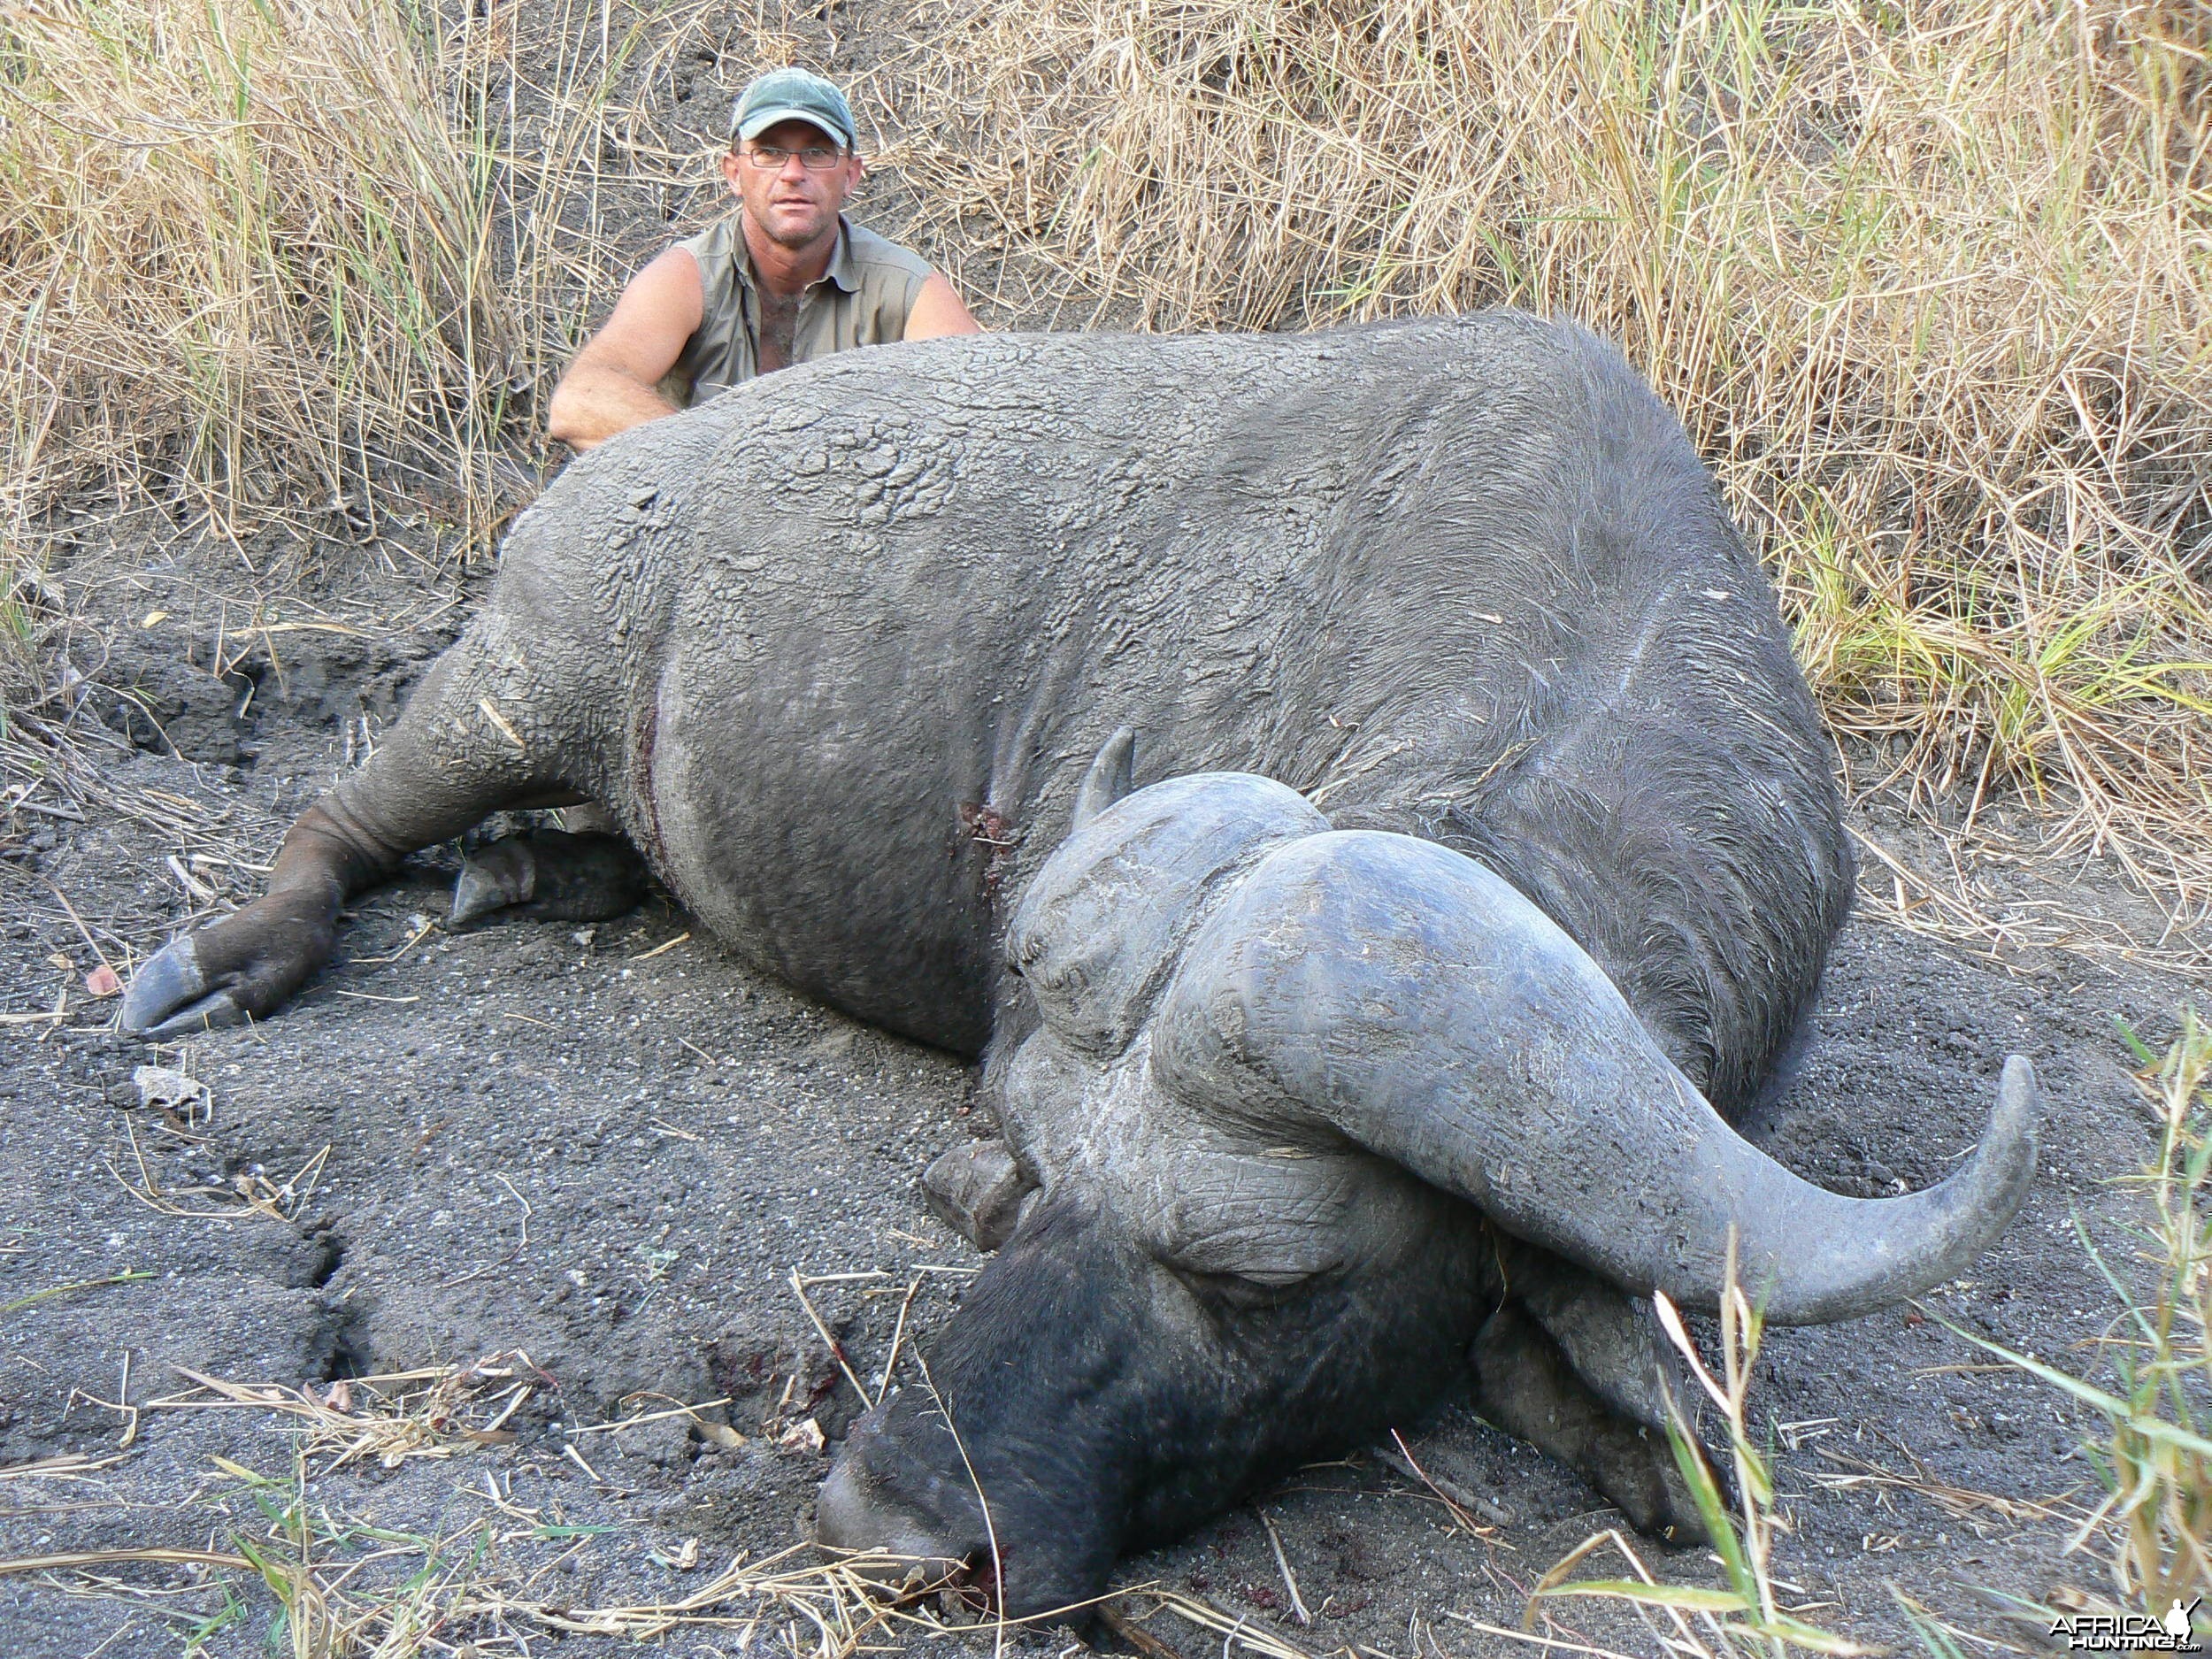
730, 67, 857, 151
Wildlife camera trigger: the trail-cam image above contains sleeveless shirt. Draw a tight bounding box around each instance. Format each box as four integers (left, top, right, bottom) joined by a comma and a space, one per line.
669, 214, 933, 404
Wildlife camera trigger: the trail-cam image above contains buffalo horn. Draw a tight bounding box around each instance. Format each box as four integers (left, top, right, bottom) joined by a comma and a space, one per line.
1151, 830, 2040, 1326
1070, 726, 1137, 834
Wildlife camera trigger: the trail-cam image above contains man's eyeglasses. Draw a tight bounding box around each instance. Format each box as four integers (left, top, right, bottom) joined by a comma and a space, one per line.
741, 143, 847, 171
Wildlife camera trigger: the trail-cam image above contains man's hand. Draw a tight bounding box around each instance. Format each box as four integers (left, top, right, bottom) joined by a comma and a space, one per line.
547, 248, 705, 451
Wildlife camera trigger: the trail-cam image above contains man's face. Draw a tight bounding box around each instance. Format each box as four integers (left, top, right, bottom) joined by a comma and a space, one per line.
723, 118, 863, 252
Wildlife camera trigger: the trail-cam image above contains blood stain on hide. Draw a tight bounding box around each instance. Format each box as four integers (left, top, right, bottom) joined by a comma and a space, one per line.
957, 802, 1021, 898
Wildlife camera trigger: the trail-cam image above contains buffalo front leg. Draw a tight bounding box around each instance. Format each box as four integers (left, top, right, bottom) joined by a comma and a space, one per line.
1473, 1243, 1714, 1542
1471, 1301, 1709, 1541
123, 619, 592, 1038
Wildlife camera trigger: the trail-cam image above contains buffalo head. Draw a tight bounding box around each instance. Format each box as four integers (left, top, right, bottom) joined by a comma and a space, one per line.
818, 771, 2041, 1617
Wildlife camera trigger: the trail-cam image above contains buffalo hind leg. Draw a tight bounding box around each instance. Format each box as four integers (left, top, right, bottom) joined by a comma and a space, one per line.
449, 829, 649, 929
122, 620, 590, 1038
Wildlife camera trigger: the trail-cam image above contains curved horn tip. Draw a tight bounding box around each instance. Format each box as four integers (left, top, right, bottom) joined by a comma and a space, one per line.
1972, 1051, 2044, 1208
1071, 726, 1137, 833
1995, 1052, 2041, 1134
1754, 1049, 2045, 1327
1981, 1049, 2044, 1204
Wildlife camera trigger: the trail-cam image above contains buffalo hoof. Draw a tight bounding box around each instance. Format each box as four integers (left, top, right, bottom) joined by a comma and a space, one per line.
920, 1140, 1033, 1253
1473, 1302, 1711, 1543
450, 830, 648, 929
120, 888, 339, 1039
120, 935, 244, 1038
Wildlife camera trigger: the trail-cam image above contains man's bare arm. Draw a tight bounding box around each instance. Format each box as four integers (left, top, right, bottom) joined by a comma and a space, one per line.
904, 272, 982, 341
547, 249, 707, 451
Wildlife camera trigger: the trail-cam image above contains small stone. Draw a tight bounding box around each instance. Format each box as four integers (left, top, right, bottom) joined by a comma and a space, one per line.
777, 1417, 826, 1454
132, 1065, 211, 1120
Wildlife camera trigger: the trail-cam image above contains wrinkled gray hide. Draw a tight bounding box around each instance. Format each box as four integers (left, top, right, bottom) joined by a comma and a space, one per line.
134, 314, 1852, 1085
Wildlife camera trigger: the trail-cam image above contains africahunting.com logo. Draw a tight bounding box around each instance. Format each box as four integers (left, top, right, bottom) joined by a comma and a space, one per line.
2050, 1599, 2203, 1652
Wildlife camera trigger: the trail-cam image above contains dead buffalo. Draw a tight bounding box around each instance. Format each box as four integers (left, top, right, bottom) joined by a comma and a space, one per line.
123, 311, 2039, 1617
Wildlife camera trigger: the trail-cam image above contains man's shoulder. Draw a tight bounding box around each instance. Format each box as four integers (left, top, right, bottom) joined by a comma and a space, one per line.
675, 217, 739, 266
841, 219, 933, 280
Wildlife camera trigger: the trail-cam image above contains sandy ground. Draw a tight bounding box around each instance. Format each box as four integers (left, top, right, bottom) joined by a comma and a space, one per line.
0, 545, 2196, 1659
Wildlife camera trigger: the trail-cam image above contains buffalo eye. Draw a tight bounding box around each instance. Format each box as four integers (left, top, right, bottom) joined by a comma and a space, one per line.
1157, 1256, 1325, 1314
1163, 1263, 1296, 1312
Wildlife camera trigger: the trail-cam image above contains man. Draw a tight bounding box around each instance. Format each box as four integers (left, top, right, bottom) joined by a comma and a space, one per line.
547, 68, 979, 450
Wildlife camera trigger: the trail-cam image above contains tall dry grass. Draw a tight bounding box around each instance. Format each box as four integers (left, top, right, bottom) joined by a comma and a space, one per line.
4, 0, 2209, 917
881, 0, 2212, 913
4, 0, 502, 549
0, 0, 720, 557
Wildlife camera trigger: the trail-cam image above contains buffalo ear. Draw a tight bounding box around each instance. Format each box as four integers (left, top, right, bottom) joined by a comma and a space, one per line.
1070, 727, 1137, 834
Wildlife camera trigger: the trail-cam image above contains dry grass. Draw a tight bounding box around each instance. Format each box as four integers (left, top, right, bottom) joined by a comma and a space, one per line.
0, 1282, 1338, 1659
0, 1513, 971, 1657
0, 1333, 1327, 1659
6, 0, 2211, 928
3, 0, 518, 552
0, 1349, 969, 1657
881, 0, 2212, 923
0, 1515, 1318, 1659
146, 1357, 542, 1471
0, 0, 728, 560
